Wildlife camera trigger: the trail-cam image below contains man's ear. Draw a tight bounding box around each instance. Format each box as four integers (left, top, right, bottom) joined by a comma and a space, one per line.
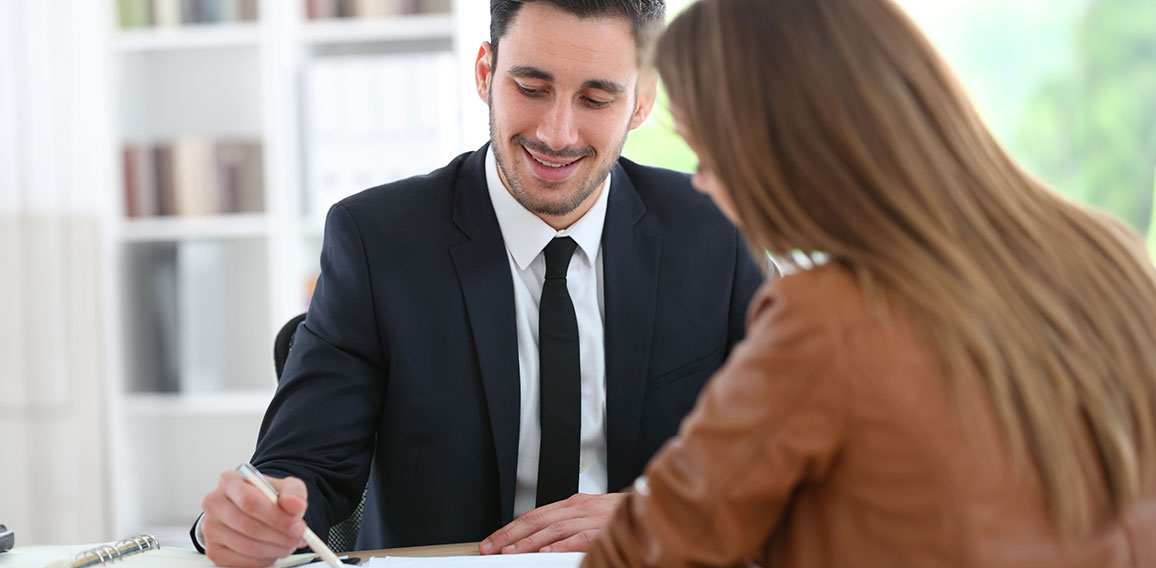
628, 70, 658, 131
475, 42, 495, 106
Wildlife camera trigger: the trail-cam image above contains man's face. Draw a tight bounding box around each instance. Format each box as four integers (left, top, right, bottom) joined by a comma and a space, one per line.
475, 3, 655, 225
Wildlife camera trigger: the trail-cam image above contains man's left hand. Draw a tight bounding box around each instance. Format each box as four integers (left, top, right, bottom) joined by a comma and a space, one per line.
478, 493, 626, 554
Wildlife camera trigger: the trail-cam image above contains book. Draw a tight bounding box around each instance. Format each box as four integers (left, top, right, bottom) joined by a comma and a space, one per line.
236, 140, 266, 213
122, 145, 140, 217
172, 137, 217, 216
153, 144, 176, 216
133, 143, 160, 217
239, 0, 259, 21
352, 0, 399, 19
308, 0, 337, 19
153, 0, 181, 27
117, 0, 152, 29
218, 0, 241, 21
416, 0, 451, 14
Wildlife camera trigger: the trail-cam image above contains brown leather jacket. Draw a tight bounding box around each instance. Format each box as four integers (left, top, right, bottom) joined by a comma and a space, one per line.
584, 266, 1156, 567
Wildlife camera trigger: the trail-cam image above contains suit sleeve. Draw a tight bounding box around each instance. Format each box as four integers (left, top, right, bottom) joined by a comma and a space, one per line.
249, 203, 389, 540
584, 287, 848, 567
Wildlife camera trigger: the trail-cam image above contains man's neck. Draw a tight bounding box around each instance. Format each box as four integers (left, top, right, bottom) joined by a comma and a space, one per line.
534, 182, 607, 230
495, 165, 609, 231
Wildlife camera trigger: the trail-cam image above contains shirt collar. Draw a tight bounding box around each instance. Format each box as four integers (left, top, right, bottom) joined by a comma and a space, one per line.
485, 145, 611, 271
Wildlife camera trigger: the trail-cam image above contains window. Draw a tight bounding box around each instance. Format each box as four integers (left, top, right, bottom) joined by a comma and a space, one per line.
627, 0, 1156, 245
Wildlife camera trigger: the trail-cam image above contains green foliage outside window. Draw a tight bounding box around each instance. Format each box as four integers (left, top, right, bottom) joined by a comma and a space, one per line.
1016, 0, 1156, 236
627, 0, 1156, 253
623, 0, 697, 174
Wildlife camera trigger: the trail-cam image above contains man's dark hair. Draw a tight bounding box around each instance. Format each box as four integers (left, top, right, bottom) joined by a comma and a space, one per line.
489, 0, 665, 66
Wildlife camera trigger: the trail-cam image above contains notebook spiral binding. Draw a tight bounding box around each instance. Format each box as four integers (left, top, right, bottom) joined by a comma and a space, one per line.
69, 535, 159, 567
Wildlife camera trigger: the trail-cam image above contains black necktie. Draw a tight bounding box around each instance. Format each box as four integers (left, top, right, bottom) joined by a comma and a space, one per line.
536, 236, 581, 507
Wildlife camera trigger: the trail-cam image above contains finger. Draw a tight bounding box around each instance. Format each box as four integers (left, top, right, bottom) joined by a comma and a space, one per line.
203, 541, 280, 568
202, 512, 298, 564
267, 476, 309, 517
222, 472, 303, 535
540, 529, 600, 553
508, 516, 598, 554
202, 489, 304, 551
221, 471, 285, 519
480, 500, 572, 554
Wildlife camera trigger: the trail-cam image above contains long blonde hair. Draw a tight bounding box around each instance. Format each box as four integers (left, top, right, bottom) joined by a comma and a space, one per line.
655, 0, 1156, 534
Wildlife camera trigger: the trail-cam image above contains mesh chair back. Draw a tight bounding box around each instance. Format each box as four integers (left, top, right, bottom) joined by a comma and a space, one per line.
271, 313, 366, 550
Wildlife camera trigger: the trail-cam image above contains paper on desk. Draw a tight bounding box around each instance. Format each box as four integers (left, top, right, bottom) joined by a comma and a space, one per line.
296, 553, 583, 568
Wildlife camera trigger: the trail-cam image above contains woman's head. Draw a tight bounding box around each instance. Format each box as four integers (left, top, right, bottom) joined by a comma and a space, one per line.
656, 0, 1156, 534
656, 0, 1012, 263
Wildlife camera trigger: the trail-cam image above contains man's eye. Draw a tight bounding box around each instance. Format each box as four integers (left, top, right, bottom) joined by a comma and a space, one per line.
584, 97, 611, 109
517, 85, 544, 97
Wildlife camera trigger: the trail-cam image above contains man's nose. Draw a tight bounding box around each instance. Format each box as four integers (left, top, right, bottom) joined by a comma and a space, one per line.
535, 99, 580, 152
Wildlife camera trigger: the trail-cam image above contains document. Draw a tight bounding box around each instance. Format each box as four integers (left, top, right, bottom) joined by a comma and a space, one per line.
297, 553, 583, 568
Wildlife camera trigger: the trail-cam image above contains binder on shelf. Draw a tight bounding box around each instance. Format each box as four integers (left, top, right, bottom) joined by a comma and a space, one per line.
47, 535, 159, 568
305, 0, 448, 19
117, 0, 257, 29
150, 247, 181, 393
301, 51, 458, 219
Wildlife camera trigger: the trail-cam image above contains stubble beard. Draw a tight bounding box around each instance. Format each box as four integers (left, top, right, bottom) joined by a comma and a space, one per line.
489, 95, 629, 218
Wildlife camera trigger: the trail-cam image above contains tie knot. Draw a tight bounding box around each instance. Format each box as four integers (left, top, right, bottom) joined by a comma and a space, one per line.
544, 237, 578, 280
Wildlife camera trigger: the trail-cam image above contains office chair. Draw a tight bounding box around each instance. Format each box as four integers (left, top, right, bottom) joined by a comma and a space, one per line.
274, 313, 367, 553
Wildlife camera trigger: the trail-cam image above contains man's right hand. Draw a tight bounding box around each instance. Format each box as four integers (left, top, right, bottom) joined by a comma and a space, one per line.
199, 470, 310, 568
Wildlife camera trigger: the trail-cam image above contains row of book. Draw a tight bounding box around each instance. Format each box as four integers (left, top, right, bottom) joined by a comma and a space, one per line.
305, 0, 452, 19
117, 0, 259, 29
121, 139, 265, 218
301, 51, 461, 219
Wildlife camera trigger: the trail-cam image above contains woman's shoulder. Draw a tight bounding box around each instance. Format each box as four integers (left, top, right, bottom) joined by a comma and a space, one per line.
747, 264, 875, 333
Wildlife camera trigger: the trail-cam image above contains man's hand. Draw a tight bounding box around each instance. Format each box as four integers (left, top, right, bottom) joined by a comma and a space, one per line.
199, 470, 310, 568
479, 493, 626, 555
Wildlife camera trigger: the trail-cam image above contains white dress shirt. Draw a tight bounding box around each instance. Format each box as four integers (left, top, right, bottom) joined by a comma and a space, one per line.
484, 147, 610, 518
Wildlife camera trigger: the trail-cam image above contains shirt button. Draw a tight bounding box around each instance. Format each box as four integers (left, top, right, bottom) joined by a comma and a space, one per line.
579, 461, 586, 473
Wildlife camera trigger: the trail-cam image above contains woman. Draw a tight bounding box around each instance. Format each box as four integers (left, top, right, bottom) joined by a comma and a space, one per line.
583, 0, 1156, 566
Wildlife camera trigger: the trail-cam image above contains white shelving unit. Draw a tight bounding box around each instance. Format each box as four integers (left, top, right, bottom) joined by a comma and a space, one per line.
103, 0, 489, 546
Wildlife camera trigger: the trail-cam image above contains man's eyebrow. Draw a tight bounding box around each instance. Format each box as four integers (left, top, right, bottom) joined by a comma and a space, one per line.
581, 79, 627, 95
507, 65, 627, 95
508, 66, 554, 82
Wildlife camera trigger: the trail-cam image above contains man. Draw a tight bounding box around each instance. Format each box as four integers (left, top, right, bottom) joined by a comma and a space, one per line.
195, 1, 763, 565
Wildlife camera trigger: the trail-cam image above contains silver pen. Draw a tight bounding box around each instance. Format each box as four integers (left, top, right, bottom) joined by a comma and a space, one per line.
236, 462, 344, 568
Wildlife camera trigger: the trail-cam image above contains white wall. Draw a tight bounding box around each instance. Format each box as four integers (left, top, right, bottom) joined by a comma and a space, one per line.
0, 0, 114, 545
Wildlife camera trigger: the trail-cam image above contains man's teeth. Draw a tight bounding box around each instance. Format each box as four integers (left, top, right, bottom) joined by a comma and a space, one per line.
533, 155, 573, 168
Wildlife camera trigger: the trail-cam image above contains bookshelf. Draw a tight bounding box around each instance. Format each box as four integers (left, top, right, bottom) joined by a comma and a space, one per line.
103, 0, 489, 546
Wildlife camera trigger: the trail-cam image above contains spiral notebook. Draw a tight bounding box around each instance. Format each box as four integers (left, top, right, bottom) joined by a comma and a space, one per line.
45, 535, 163, 568
8, 534, 311, 568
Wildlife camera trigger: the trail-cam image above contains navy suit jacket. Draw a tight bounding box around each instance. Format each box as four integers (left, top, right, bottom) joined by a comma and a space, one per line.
249, 146, 763, 549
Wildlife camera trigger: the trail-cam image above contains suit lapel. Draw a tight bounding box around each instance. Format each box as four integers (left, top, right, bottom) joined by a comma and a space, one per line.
602, 164, 661, 491
448, 146, 521, 524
